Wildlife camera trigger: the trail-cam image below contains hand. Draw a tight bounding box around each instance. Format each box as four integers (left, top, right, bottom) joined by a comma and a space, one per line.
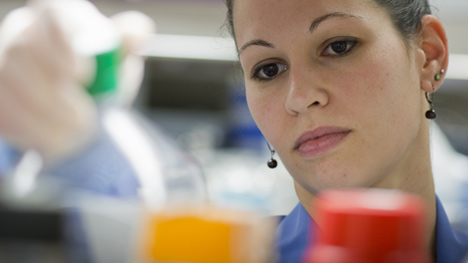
111, 11, 156, 107
0, 1, 155, 163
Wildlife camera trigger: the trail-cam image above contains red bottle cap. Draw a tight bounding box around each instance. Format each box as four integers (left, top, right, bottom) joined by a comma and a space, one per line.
305, 189, 429, 263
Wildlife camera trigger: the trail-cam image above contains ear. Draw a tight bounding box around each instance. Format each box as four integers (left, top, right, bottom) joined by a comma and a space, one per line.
417, 15, 449, 93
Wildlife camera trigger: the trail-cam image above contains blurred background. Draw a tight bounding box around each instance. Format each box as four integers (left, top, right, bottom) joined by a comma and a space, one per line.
0, 0, 467, 218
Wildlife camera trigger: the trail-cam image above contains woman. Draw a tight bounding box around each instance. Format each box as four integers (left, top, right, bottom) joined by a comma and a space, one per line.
0, 0, 466, 261
224, 0, 468, 262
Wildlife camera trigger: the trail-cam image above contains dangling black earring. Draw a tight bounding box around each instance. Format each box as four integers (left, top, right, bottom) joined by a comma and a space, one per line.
266, 142, 277, 169
425, 69, 444, 119
425, 85, 436, 119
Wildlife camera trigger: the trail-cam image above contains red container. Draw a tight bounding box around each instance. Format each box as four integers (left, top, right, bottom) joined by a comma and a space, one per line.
304, 189, 429, 263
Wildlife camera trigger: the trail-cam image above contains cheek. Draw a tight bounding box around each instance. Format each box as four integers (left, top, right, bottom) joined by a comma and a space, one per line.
246, 85, 291, 151
336, 48, 419, 127
337, 47, 422, 159
245, 88, 274, 136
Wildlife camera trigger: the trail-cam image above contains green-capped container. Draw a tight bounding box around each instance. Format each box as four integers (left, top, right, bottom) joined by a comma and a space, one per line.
85, 47, 121, 97
46, 0, 123, 99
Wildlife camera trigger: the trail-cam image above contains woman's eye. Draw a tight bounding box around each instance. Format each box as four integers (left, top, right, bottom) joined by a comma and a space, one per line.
322, 40, 357, 57
253, 63, 288, 81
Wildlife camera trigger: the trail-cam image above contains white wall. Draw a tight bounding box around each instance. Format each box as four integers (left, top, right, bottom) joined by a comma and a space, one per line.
432, 0, 468, 55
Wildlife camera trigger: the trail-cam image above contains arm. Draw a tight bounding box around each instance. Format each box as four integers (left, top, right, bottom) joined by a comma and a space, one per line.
0, 1, 154, 198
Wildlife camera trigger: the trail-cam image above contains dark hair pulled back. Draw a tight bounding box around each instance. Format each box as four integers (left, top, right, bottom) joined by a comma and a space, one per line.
224, 0, 432, 45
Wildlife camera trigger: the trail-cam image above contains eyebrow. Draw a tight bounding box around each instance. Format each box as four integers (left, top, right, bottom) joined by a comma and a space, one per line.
310, 12, 364, 33
238, 12, 363, 55
239, 39, 275, 55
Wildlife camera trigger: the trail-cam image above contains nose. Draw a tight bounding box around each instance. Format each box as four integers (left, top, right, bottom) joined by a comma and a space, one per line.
284, 67, 329, 116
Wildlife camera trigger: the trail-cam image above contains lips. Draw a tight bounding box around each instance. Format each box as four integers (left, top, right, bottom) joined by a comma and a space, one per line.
295, 126, 351, 156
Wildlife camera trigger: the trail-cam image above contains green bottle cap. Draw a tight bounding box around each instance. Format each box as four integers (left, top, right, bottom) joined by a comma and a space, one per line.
85, 46, 121, 98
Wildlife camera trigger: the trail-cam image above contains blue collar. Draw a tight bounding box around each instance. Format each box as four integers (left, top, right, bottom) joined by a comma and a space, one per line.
276, 196, 468, 263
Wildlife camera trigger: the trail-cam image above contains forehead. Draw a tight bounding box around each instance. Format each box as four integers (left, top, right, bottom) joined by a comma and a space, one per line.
233, 0, 386, 44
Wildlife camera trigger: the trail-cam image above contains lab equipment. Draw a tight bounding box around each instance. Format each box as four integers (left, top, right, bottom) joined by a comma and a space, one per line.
304, 189, 428, 263
0, 0, 207, 262
138, 204, 277, 263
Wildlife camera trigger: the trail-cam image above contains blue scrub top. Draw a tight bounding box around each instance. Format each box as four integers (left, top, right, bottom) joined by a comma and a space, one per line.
276, 196, 468, 263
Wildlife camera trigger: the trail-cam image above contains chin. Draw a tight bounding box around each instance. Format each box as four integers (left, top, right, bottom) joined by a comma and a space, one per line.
294, 164, 378, 194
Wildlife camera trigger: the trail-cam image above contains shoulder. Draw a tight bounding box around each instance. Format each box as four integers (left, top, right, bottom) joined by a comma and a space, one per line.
435, 196, 468, 262
274, 203, 315, 263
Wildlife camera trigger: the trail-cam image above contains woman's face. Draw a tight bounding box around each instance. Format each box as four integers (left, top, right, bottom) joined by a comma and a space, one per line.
234, 0, 428, 194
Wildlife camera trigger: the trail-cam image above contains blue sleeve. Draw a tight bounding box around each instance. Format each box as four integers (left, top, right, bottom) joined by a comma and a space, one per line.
44, 130, 140, 199
0, 138, 20, 177
0, 131, 140, 199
